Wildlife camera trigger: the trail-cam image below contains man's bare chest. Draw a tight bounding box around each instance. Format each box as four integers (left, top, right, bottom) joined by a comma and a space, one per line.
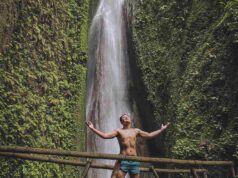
118, 129, 137, 140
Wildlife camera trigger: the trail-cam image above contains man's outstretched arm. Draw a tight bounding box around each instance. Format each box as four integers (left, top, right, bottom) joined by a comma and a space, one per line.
86, 121, 118, 139
137, 123, 170, 139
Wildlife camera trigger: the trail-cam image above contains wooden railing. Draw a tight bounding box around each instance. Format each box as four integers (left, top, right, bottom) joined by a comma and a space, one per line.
0, 146, 236, 178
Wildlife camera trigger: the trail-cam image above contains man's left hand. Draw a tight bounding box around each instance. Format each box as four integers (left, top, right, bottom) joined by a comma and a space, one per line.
161, 122, 170, 130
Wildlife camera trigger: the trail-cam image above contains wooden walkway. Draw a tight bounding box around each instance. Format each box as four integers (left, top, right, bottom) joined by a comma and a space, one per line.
0, 146, 236, 178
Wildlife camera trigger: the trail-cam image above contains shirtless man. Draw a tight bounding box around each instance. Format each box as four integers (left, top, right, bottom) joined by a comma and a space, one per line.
86, 113, 170, 178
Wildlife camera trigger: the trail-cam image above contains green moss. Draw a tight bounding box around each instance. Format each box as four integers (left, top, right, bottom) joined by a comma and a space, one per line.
80, 0, 90, 53
0, 0, 89, 177
132, 0, 238, 166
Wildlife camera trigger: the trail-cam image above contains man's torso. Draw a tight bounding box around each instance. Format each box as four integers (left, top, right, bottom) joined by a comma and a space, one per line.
117, 128, 139, 156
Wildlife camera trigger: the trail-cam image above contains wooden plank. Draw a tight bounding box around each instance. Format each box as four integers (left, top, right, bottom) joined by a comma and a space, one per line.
150, 166, 160, 178
0, 151, 207, 174
81, 160, 92, 178
0, 146, 233, 166
230, 164, 236, 178
190, 168, 199, 178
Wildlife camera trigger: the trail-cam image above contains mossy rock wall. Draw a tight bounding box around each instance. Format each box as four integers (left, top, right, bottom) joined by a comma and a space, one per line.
131, 0, 238, 165
0, 0, 89, 177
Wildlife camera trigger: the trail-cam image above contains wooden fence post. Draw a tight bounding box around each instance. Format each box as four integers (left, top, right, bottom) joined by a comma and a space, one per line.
230, 163, 236, 178
190, 168, 199, 178
203, 171, 208, 178
150, 166, 160, 178
81, 159, 92, 178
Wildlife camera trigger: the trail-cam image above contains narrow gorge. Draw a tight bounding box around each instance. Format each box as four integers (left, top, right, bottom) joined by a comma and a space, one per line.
0, 0, 237, 177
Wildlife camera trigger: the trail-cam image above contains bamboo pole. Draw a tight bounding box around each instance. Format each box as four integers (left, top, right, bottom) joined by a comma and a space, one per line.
190, 168, 199, 178
0, 146, 233, 166
203, 171, 208, 178
230, 163, 236, 178
81, 160, 92, 178
151, 166, 160, 178
0, 151, 207, 174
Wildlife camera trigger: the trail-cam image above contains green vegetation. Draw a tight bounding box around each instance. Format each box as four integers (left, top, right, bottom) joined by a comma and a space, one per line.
132, 0, 238, 165
1, 0, 238, 176
0, 0, 89, 177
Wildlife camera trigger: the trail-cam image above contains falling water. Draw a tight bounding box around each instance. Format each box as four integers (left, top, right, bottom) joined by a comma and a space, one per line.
86, 0, 131, 177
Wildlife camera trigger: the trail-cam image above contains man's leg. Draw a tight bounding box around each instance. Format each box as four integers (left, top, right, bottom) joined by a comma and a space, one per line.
130, 173, 139, 178
111, 161, 120, 178
117, 170, 126, 178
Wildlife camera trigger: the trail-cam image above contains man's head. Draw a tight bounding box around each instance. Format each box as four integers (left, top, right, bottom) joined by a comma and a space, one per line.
119, 113, 131, 126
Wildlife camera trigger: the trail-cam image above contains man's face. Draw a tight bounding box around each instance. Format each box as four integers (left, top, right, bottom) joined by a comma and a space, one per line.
120, 114, 131, 125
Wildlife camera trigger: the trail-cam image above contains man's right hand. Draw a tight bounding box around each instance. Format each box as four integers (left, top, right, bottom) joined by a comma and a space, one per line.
86, 121, 94, 129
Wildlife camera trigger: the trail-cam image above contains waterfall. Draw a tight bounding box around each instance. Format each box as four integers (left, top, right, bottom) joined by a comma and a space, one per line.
86, 0, 131, 177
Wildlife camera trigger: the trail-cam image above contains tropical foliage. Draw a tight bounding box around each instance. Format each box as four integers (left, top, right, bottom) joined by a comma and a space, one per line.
132, 0, 238, 167
0, 0, 89, 177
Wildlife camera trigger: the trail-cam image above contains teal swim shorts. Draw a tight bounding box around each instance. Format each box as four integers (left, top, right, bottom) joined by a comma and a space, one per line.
120, 160, 140, 175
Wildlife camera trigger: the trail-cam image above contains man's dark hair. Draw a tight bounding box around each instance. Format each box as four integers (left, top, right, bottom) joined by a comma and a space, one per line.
119, 113, 129, 122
